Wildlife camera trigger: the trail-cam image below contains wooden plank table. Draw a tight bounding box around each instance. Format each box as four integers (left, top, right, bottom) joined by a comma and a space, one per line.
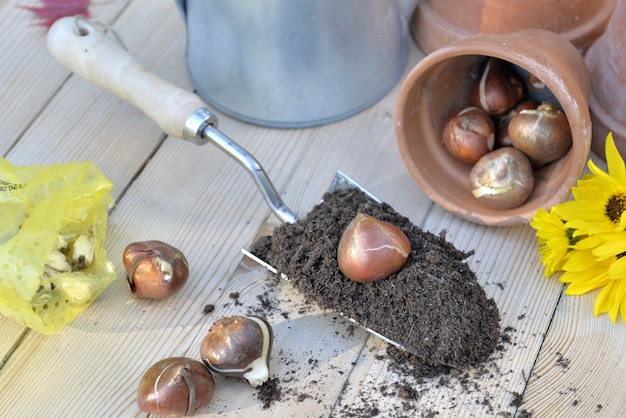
1, 1, 625, 416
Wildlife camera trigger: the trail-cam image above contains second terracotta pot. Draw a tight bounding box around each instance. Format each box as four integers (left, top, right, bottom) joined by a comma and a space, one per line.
395, 29, 591, 226
585, 0, 626, 160
411, 0, 616, 54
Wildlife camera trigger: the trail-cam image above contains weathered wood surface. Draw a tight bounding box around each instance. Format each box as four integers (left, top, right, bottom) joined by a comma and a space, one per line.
1, 1, 625, 417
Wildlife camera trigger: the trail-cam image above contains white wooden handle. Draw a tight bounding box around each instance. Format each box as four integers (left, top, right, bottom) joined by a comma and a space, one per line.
47, 17, 206, 140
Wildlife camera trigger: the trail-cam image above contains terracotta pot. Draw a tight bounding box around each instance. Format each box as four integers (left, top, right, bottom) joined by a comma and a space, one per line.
411, 0, 616, 54
395, 29, 591, 226
585, 0, 626, 160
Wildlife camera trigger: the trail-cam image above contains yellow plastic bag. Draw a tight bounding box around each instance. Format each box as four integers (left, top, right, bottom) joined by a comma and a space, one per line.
0, 158, 116, 334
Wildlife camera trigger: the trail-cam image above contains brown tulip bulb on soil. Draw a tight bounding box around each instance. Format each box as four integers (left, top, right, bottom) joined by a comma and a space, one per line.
442, 106, 495, 164
123, 240, 189, 299
472, 58, 525, 117
200, 315, 273, 387
508, 101, 572, 167
495, 100, 537, 148
469, 147, 535, 210
137, 357, 216, 416
337, 213, 411, 282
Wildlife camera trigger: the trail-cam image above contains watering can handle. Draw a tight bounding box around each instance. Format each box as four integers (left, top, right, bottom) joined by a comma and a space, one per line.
47, 17, 208, 142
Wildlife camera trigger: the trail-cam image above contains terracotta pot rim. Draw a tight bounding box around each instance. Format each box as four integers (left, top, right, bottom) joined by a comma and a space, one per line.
561, 2, 616, 46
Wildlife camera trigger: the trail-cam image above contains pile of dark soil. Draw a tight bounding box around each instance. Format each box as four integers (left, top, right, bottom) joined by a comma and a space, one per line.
253, 188, 500, 370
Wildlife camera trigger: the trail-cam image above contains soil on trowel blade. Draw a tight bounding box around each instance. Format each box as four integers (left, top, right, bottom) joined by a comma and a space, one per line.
252, 188, 500, 370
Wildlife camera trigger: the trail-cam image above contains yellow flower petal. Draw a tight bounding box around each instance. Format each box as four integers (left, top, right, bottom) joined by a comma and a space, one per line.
605, 133, 626, 184
592, 237, 626, 261
563, 271, 608, 294
571, 235, 603, 250
594, 280, 626, 322
586, 159, 614, 182
608, 281, 626, 322
562, 249, 597, 273
608, 257, 626, 280
594, 283, 613, 317
622, 290, 626, 323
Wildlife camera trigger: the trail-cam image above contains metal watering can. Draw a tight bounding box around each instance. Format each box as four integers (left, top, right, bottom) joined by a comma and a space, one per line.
175, 0, 410, 128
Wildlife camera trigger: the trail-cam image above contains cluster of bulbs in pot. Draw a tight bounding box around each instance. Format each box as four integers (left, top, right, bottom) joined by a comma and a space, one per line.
442, 57, 573, 210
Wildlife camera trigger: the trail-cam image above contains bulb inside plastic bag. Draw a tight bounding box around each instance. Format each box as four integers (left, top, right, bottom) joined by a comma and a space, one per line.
0, 158, 116, 335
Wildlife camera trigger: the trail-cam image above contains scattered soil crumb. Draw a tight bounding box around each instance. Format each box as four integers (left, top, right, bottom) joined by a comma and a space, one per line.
202, 304, 214, 314
499, 326, 515, 347
256, 377, 282, 409
253, 188, 501, 371
510, 392, 523, 407
556, 352, 571, 369
229, 291, 242, 306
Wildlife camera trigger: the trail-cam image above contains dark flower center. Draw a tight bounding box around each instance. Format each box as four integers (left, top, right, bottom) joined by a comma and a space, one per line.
605, 193, 626, 224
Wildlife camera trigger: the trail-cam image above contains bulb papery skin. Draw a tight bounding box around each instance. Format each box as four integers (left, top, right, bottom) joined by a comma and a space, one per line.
472, 58, 525, 117
123, 240, 189, 299
442, 106, 495, 164
508, 101, 572, 167
496, 100, 537, 148
200, 315, 273, 387
337, 213, 411, 282
469, 147, 534, 210
136, 357, 215, 416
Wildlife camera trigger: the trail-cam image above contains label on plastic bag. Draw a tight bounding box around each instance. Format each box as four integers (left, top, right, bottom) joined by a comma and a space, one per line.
0, 158, 116, 335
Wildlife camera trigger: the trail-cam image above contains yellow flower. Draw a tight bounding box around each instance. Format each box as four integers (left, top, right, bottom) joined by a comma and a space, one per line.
529, 208, 574, 276
552, 133, 626, 235
530, 133, 626, 322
